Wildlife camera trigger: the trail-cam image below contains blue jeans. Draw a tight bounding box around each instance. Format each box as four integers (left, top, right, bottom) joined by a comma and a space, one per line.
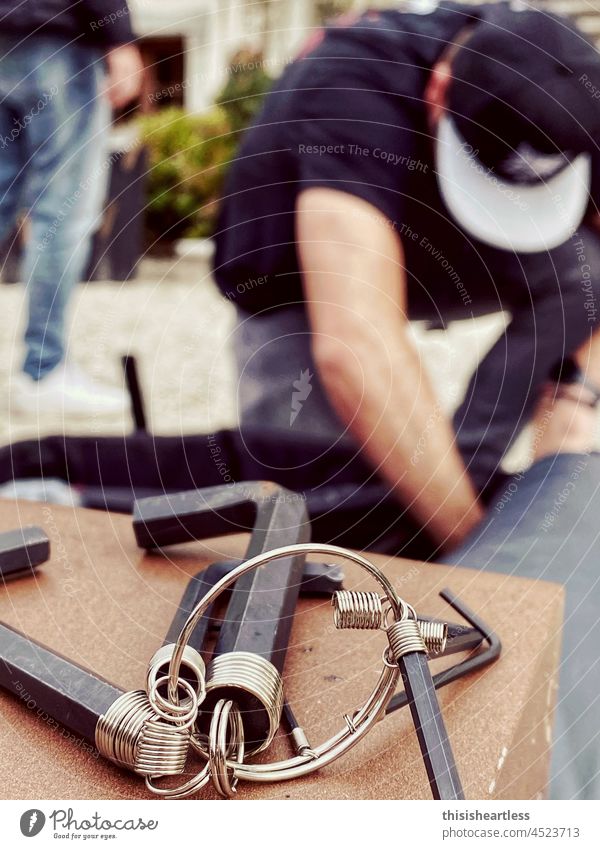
445, 452, 600, 800
0, 36, 109, 379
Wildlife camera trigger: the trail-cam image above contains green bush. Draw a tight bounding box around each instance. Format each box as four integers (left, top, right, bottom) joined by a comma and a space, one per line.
216, 48, 274, 133
137, 106, 236, 242
137, 51, 272, 245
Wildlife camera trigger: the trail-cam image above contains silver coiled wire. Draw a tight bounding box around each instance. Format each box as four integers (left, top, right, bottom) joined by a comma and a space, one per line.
199, 652, 283, 756
417, 620, 448, 655
150, 542, 409, 795
386, 619, 427, 662
96, 690, 192, 776
146, 643, 206, 703
332, 590, 385, 630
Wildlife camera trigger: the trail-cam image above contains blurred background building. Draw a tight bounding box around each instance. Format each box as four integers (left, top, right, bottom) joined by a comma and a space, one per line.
130, 0, 321, 112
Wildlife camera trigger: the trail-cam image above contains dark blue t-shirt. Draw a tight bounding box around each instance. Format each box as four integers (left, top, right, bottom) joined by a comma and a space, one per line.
213, 2, 482, 312
212, 2, 597, 313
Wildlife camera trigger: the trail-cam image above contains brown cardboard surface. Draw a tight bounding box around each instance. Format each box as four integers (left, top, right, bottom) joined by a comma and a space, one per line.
0, 500, 563, 800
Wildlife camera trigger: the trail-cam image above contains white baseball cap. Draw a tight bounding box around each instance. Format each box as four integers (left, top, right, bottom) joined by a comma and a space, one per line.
435, 114, 591, 253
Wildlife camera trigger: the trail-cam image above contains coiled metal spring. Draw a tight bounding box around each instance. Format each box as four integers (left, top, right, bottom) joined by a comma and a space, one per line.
199, 652, 284, 756
386, 619, 427, 661
418, 620, 448, 655
146, 643, 206, 703
332, 590, 386, 630
96, 690, 192, 776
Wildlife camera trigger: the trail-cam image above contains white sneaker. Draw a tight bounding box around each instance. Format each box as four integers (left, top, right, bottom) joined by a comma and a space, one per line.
9, 362, 130, 417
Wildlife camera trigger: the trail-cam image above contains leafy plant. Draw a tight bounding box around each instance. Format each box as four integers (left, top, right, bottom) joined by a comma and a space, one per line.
216, 49, 274, 134
137, 106, 236, 242
137, 50, 273, 244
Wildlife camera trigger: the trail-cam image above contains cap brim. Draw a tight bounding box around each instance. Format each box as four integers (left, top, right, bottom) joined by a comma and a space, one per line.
436, 116, 591, 253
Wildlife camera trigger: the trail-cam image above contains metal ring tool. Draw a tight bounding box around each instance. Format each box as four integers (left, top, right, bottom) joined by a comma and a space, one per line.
146, 542, 466, 799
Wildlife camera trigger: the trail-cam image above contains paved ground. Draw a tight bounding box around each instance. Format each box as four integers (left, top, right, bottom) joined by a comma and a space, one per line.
0, 257, 238, 443
1, 255, 529, 467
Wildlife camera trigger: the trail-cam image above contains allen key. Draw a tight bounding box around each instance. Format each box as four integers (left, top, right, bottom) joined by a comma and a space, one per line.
332, 585, 479, 800
0, 620, 125, 748
0, 526, 50, 579
389, 621, 465, 799
134, 482, 311, 752
382, 589, 501, 800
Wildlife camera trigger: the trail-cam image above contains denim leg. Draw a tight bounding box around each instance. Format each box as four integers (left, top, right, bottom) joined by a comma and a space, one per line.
453, 230, 600, 493
0, 77, 27, 247
444, 452, 600, 799
17, 42, 108, 379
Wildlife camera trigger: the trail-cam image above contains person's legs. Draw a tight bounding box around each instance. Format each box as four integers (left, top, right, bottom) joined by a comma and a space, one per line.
0, 44, 27, 261
453, 228, 600, 493
19, 39, 109, 379
444, 451, 600, 799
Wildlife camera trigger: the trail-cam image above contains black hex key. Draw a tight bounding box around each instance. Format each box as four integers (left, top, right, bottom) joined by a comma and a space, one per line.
398, 648, 464, 799
0, 526, 50, 578
134, 481, 311, 749
0, 621, 123, 745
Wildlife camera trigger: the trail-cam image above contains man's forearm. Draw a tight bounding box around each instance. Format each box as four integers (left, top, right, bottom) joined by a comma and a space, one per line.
316, 323, 483, 550
297, 187, 482, 550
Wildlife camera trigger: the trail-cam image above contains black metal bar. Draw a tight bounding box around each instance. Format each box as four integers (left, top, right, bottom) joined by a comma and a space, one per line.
211, 558, 344, 597
206, 500, 308, 665
135, 482, 310, 748
163, 564, 225, 652
0, 526, 50, 578
0, 620, 122, 744
122, 354, 147, 433
134, 487, 253, 549
398, 650, 464, 799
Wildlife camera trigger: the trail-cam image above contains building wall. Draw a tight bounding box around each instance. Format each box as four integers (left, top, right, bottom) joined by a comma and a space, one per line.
130, 0, 322, 110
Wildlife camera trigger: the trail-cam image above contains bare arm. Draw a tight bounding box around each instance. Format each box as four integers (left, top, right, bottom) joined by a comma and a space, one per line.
296, 187, 483, 550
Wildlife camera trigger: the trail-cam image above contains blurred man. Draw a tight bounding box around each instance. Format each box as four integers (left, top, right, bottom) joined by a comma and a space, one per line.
213, 2, 600, 799
0, 0, 143, 414
214, 1, 600, 551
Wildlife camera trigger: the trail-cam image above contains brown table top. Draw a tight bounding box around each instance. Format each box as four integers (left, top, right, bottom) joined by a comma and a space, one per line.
0, 499, 563, 800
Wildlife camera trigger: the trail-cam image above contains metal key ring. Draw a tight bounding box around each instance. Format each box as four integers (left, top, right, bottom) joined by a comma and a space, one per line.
209, 699, 245, 798
152, 542, 406, 790
165, 542, 405, 703
145, 763, 211, 799
147, 675, 199, 729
